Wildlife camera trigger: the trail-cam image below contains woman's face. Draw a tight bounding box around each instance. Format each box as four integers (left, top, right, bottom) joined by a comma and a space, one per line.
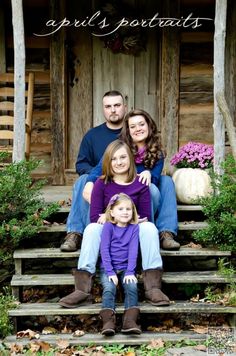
111, 146, 130, 176
128, 115, 149, 146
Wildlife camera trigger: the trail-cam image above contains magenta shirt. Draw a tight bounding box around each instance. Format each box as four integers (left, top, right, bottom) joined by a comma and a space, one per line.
90, 177, 151, 223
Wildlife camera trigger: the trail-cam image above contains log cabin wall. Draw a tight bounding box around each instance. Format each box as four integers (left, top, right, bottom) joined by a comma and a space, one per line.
179, 0, 215, 147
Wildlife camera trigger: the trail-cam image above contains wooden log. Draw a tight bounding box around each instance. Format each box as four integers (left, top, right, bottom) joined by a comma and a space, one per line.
160, 0, 180, 173
213, 0, 227, 175
216, 92, 236, 160
50, 0, 66, 184
11, 0, 26, 162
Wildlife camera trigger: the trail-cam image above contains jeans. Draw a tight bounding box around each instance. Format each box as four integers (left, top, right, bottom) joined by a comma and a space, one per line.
66, 174, 90, 234
66, 175, 178, 236
78, 222, 162, 274
100, 269, 138, 310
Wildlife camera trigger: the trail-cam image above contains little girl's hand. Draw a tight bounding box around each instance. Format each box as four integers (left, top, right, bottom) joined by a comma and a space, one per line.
123, 275, 137, 284
108, 275, 118, 285
138, 170, 151, 186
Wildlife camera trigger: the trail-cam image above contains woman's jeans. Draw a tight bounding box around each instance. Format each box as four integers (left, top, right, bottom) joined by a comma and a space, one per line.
66, 175, 178, 236
100, 269, 138, 310
78, 222, 163, 274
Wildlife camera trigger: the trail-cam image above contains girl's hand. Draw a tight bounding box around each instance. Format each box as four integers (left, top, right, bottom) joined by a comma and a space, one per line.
138, 217, 148, 224
138, 170, 151, 186
82, 182, 94, 203
108, 275, 118, 286
123, 275, 138, 284
97, 213, 106, 224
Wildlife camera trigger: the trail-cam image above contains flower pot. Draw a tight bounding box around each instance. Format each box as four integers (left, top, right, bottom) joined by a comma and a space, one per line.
172, 168, 213, 204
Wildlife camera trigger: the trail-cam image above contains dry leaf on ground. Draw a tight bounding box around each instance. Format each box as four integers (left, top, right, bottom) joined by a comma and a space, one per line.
147, 338, 165, 349
73, 329, 85, 337
191, 325, 208, 334
57, 339, 70, 349
16, 329, 40, 339
42, 326, 58, 334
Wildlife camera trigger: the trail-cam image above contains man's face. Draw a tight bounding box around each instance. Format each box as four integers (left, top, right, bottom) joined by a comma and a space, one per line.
103, 95, 126, 128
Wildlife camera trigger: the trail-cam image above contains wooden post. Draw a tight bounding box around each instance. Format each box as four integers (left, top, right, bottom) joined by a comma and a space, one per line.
213, 0, 227, 175
0, 6, 6, 73
50, 0, 66, 185
11, 0, 26, 162
160, 0, 180, 174
216, 92, 236, 161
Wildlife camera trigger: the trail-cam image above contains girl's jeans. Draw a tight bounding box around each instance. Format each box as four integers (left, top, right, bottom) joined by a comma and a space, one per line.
66, 175, 178, 236
78, 222, 163, 274
100, 269, 138, 310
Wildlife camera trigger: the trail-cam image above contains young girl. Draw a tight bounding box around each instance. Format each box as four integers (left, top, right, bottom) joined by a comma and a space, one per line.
99, 193, 141, 336
59, 140, 169, 309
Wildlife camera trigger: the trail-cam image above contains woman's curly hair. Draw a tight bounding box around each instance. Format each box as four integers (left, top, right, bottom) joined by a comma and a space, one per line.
119, 109, 164, 169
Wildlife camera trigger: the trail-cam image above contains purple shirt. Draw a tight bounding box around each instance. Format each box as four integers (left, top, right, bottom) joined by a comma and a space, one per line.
100, 222, 139, 276
90, 177, 151, 222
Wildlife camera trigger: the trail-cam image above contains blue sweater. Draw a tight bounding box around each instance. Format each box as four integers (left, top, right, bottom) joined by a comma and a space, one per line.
75, 123, 122, 175
86, 155, 164, 186
100, 222, 139, 277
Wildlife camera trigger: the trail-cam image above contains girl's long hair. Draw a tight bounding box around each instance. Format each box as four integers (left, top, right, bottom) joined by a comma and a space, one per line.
120, 109, 164, 169
101, 139, 137, 184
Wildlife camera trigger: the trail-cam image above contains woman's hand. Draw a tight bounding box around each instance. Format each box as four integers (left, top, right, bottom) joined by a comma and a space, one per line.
138, 170, 151, 186
97, 213, 106, 224
123, 275, 137, 284
108, 275, 118, 286
82, 182, 94, 203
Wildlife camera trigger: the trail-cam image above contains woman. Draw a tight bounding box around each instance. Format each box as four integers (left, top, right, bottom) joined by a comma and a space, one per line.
84, 109, 179, 250
59, 140, 170, 308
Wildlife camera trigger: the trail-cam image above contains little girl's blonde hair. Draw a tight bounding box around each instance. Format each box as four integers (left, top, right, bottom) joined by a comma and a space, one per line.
105, 193, 138, 224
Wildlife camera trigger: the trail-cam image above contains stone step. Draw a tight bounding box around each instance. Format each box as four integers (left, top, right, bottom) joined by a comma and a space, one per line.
8, 301, 236, 317
40, 221, 208, 233
13, 247, 231, 259
11, 271, 234, 287
4, 331, 207, 346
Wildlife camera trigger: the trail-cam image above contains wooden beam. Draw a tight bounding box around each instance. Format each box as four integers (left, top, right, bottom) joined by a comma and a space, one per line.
0, 6, 6, 73
50, 0, 66, 185
160, 0, 180, 174
11, 0, 26, 162
213, 0, 227, 175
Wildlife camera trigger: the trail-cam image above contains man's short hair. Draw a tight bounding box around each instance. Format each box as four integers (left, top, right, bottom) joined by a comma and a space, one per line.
103, 90, 124, 101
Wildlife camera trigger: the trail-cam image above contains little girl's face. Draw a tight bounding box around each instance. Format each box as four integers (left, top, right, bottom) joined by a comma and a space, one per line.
111, 200, 133, 226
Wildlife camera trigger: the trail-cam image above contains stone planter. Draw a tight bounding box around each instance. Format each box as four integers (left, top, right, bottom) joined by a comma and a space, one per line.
172, 168, 213, 204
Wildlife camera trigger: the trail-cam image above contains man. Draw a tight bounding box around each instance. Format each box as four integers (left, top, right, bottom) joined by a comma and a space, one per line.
60, 90, 126, 251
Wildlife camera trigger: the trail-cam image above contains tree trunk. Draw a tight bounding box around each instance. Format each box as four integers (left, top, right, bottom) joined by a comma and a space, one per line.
11, 0, 25, 162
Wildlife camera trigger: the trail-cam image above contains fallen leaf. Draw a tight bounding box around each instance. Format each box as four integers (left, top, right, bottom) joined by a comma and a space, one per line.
194, 344, 207, 351
147, 338, 165, 349
73, 329, 85, 337
191, 325, 208, 334
125, 352, 136, 356
57, 339, 70, 349
16, 329, 40, 339
190, 294, 200, 302
29, 342, 41, 353
42, 326, 58, 334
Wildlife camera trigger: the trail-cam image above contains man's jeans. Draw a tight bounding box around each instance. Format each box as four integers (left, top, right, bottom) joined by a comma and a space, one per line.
100, 269, 138, 310
78, 222, 163, 274
66, 175, 178, 236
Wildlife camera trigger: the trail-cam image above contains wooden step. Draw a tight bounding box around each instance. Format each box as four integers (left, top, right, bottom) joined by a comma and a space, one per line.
13, 247, 231, 259
8, 301, 236, 317
4, 331, 207, 346
39, 221, 208, 233
11, 271, 235, 287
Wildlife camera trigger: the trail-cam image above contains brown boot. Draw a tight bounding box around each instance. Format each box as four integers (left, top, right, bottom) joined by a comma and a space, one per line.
121, 307, 141, 334
60, 232, 82, 252
99, 309, 116, 336
160, 231, 180, 250
142, 269, 170, 306
59, 270, 93, 308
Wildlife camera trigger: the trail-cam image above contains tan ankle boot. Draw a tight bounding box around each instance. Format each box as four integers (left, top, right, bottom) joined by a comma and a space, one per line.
160, 231, 180, 250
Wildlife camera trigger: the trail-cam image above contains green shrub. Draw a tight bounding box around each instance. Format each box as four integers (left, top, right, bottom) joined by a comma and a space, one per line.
0, 287, 18, 338
193, 155, 236, 251
0, 155, 59, 271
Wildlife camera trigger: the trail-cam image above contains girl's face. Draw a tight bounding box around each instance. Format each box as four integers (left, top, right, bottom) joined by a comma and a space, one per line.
111, 146, 130, 176
128, 115, 149, 147
111, 200, 133, 226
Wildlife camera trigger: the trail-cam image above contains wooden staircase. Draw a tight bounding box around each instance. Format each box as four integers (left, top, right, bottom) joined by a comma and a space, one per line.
6, 201, 236, 346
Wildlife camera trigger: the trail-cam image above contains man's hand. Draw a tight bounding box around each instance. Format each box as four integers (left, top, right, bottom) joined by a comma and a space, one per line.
82, 182, 94, 203
108, 275, 118, 285
138, 170, 151, 186
123, 275, 138, 284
